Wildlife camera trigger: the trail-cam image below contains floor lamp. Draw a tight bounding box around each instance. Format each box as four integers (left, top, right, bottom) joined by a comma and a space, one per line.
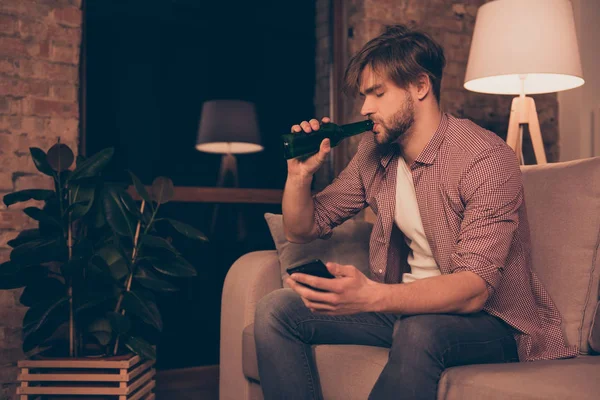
196, 100, 263, 240
464, 0, 584, 165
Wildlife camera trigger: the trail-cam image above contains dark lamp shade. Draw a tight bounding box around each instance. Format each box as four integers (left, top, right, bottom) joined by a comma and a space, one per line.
196, 100, 264, 154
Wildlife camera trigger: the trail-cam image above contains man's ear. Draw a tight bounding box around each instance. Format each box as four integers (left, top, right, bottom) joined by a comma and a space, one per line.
414, 73, 432, 101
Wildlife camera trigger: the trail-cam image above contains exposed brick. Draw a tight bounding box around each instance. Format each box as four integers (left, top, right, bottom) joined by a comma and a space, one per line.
0, 78, 50, 97
42, 61, 79, 82
52, 7, 82, 28
0, 171, 13, 191
47, 25, 82, 47
27, 98, 78, 118
0, 290, 16, 308
47, 117, 79, 138
19, 116, 47, 134
0, 115, 22, 130
0, 37, 27, 57
0, 209, 33, 230
0, 14, 19, 36
18, 18, 48, 40
13, 173, 55, 192
51, 42, 79, 64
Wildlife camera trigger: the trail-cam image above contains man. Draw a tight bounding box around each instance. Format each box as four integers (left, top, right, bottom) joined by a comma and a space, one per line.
254, 24, 577, 400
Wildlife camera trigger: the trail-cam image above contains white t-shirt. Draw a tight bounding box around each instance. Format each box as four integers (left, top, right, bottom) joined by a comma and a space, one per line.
394, 157, 441, 283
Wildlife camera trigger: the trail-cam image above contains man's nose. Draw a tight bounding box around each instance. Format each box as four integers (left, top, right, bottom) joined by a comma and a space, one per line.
360, 99, 374, 117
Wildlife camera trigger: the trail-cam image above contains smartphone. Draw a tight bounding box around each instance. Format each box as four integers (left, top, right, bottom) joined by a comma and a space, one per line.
286, 259, 334, 292
286, 259, 335, 279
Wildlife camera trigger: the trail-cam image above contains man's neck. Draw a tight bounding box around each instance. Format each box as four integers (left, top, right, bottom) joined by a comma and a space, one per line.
399, 107, 442, 166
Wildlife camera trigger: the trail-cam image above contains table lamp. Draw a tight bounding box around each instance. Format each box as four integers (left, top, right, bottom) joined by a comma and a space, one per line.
464, 0, 584, 164
196, 99, 263, 238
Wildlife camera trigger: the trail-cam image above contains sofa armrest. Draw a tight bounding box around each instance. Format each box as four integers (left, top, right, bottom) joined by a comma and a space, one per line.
219, 250, 282, 400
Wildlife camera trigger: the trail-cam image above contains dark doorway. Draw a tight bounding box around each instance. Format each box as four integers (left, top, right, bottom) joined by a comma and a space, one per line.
83, 0, 316, 369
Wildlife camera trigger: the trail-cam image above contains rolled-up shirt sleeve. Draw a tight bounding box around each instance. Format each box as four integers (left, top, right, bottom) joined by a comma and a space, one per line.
451, 145, 523, 298
312, 136, 369, 239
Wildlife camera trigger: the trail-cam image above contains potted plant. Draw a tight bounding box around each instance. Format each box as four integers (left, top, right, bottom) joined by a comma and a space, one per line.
0, 141, 207, 397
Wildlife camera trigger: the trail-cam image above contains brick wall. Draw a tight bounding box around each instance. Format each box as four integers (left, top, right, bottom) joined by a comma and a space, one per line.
0, 0, 81, 397
315, 0, 560, 175
313, 0, 334, 190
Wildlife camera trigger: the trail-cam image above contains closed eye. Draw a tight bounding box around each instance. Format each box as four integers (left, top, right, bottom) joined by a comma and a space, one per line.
376, 92, 384, 98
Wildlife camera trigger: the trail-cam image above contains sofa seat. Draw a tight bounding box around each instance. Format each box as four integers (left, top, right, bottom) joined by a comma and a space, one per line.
242, 324, 600, 400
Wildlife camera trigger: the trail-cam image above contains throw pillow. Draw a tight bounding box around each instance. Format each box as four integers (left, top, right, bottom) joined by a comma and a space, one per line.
264, 213, 372, 288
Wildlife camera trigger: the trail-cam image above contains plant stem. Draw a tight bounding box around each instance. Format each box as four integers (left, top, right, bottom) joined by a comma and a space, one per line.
67, 189, 74, 357
112, 200, 146, 355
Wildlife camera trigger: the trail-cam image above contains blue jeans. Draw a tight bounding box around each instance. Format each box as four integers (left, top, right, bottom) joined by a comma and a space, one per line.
254, 289, 518, 400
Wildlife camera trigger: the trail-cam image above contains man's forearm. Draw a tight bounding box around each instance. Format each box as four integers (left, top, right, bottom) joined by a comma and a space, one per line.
282, 174, 318, 243
372, 271, 489, 315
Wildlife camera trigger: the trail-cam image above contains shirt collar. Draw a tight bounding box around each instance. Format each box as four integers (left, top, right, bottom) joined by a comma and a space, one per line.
413, 113, 449, 166
377, 113, 449, 168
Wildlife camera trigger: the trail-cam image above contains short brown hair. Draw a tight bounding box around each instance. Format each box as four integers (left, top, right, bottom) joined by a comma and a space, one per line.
344, 25, 446, 103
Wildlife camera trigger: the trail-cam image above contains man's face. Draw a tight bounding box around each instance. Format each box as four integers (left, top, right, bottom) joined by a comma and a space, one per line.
358, 66, 415, 145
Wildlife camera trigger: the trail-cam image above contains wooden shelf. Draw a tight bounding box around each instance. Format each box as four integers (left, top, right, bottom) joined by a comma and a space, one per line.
128, 187, 284, 204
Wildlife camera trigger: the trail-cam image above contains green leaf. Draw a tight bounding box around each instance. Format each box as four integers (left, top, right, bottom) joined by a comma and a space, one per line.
7, 229, 41, 248
20, 278, 66, 307
122, 291, 162, 331
23, 296, 68, 339
3, 189, 54, 207
86, 318, 112, 346
0, 262, 46, 289
68, 184, 95, 220
125, 336, 156, 360
159, 218, 208, 242
119, 190, 143, 220
140, 234, 178, 254
75, 293, 115, 314
151, 176, 174, 204
68, 147, 114, 182
29, 147, 55, 177
147, 256, 197, 278
23, 207, 63, 231
127, 170, 152, 206
10, 237, 67, 265
103, 187, 136, 238
107, 312, 131, 335
94, 246, 129, 281
134, 265, 179, 292
47, 143, 74, 172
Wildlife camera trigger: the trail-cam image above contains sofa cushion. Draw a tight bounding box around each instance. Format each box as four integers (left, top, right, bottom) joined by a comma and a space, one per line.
243, 323, 600, 400
264, 213, 372, 288
438, 356, 600, 400
520, 157, 600, 353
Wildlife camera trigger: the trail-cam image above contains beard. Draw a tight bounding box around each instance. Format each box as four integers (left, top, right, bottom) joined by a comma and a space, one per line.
373, 91, 415, 146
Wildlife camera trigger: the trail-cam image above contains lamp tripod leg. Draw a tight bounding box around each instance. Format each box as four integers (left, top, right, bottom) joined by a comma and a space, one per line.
210, 154, 246, 241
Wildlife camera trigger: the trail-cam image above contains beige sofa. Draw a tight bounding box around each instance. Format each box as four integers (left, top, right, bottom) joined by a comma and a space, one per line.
220, 157, 600, 400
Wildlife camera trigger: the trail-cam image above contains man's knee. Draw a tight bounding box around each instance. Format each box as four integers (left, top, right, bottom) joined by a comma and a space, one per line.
390, 315, 446, 360
254, 289, 301, 338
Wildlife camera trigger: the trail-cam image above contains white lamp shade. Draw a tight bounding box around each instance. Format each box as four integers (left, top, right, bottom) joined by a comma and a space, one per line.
464, 0, 584, 95
196, 100, 264, 154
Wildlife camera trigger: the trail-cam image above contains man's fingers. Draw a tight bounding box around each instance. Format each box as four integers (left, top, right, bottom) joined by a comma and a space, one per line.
291, 125, 302, 133
290, 272, 340, 294
321, 116, 331, 123
309, 119, 320, 130
300, 121, 312, 133
326, 262, 355, 277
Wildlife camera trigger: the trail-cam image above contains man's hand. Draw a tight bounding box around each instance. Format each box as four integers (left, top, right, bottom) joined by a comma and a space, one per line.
286, 262, 381, 315
287, 117, 332, 180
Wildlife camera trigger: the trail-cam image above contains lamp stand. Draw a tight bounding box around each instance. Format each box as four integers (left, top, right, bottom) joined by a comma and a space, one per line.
505, 77, 547, 165
211, 152, 246, 241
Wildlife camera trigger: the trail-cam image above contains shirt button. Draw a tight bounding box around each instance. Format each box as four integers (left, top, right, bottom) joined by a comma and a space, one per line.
378, 269, 383, 273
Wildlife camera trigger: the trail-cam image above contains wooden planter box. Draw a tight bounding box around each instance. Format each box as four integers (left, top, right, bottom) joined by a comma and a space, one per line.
16, 354, 155, 400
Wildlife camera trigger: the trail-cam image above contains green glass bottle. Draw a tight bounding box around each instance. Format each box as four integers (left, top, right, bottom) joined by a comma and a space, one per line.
281, 120, 374, 160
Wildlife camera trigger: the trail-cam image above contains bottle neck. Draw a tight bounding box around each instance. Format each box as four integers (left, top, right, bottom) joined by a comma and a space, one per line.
339, 120, 374, 137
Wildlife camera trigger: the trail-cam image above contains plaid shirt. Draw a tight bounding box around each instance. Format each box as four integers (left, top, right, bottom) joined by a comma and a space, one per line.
313, 113, 578, 361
